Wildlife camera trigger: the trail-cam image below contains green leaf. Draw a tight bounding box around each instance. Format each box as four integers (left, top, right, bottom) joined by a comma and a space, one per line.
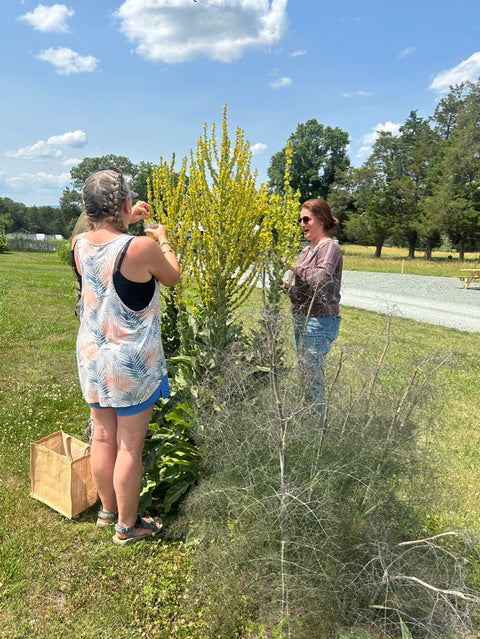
400, 620, 413, 639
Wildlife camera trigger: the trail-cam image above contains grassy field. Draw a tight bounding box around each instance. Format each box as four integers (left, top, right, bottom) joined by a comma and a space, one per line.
343, 244, 480, 276
0, 249, 479, 638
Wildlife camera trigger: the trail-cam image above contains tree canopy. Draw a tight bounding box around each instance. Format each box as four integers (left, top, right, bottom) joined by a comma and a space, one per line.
330, 79, 480, 258
267, 118, 350, 202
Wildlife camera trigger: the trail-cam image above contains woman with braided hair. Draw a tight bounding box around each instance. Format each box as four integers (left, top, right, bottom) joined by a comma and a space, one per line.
71, 168, 179, 545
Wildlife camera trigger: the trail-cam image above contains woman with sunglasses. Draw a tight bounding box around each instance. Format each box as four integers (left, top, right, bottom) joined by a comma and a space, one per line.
284, 198, 342, 412
71, 168, 180, 544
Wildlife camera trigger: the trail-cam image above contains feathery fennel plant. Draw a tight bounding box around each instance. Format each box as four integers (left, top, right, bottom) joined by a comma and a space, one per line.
177, 313, 479, 639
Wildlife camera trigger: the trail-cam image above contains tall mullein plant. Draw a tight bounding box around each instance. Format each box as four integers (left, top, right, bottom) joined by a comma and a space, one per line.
147, 154, 191, 285
182, 105, 271, 347
265, 142, 300, 307
147, 155, 193, 358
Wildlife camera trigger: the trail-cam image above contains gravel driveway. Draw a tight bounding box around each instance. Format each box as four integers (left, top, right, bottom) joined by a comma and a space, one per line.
341, 271, 480, 334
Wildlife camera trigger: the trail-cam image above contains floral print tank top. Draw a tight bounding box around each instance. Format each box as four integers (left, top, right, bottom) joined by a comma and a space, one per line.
75, 233, 166, 407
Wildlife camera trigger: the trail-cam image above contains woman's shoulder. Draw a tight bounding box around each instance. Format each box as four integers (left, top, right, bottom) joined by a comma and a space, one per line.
321, 237, 341, 251
128, 235, 159, 250
70, 232, 85, 249
126, 235, 162, 261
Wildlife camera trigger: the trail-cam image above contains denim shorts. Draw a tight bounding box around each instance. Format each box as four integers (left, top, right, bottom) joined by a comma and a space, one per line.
88, 374, 170, 417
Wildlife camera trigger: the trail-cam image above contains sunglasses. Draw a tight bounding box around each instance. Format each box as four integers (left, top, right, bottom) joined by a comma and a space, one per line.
298, 215, 313, 224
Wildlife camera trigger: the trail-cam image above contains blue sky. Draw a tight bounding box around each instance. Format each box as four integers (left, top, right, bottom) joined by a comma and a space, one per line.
1, 0, 480, 206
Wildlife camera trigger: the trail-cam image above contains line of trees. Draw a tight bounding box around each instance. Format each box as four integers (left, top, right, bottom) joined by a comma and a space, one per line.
1, 79, 479, 258
332, 80, 480, 259
0, 198, 70, 237
269, 80, 480, 260
0, 156, 156, 239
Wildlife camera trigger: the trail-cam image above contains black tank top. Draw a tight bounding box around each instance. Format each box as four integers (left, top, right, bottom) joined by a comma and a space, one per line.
71, 237, 155, 312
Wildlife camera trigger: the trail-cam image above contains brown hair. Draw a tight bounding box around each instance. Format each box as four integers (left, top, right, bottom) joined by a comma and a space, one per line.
300, 198, 338, 234
82, 168, 130, 232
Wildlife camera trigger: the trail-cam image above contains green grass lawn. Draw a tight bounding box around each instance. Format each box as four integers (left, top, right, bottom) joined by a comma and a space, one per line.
343, 244, 480, 276
0, 250, 479, 638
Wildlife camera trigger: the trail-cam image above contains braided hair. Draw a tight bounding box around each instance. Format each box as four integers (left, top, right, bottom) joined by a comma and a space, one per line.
82, 168, 130, 232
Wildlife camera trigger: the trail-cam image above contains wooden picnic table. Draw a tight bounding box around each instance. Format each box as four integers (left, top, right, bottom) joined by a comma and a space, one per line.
459, 268, 480, 289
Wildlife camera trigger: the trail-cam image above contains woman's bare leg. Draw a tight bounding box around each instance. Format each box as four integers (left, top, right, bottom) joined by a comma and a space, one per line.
114, 406, 161, 538
90, 407, 118, 513
90, 404, 160, 538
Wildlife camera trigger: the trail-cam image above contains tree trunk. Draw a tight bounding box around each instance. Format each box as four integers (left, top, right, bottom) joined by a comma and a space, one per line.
374, 243, 383, 258
406, 230, 417, 259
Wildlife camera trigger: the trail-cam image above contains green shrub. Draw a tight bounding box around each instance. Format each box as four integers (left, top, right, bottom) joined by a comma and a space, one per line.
55, 240, 71, 265
140, 399, 201, 524
0, 229, 9, 253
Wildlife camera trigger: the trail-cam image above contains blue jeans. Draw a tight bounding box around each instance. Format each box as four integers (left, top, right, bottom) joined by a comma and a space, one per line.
292, 314, 340, 407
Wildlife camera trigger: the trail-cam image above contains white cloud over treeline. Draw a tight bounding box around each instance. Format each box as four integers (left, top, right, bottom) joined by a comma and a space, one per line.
5, 171, 71, 190
250, 142, 268, 155
429, 51, 480, 93
356, 121, 402, 159
342, 90, 373, 98
398, 46, 416, 58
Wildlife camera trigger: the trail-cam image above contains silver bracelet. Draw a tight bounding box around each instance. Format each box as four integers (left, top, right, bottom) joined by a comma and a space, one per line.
159, 241, 171, 248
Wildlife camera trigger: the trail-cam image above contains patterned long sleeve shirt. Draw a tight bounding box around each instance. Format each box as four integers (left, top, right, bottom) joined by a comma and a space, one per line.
288, 238, 342, 318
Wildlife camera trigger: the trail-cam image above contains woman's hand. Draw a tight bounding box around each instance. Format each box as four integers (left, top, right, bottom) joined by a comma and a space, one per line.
129, 201, 151, 225
281, 268, 294, 293
144, 224, 169, 244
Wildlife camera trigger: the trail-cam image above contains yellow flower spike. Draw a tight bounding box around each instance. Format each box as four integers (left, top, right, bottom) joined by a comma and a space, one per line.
148, 106, 299, 340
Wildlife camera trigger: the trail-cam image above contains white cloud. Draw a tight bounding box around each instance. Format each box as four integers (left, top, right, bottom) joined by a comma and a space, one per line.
356, 121, 402, 159
398, 46, 416, 58
6, 171, 71, 189
250, 142, 268, 155
270, 76, 291, 89
0, 170, 72, 205
355, 145, 372, 160
6, 141, 63, 160
6, 130, 88, 160
63, 158, 81, 167
36, 47, 99, 74
342, 90, 373, 98
290, 49, 306, 57
18, 3, 74, 33
47, 130, 87, 147
115, 0, 288, 63
429, 51, 480, 94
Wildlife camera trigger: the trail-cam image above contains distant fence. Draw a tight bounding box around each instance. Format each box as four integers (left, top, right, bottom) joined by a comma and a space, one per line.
6, 238, 60, 253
